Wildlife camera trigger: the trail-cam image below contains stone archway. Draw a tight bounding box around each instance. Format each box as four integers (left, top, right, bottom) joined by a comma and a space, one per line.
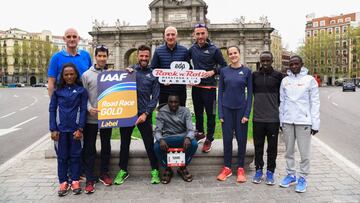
124, 48, 138, 67
30, 76, 36, 85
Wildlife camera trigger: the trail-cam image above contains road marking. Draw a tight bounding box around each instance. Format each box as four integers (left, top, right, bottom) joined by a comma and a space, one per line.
0, 112, 16, 119
13, 95, 19, 98
0, 132, 50, 174
11, 116, 38, 129
332, 102, 338, 106
0, 128, 20, 137
327, 96, 330, 99
29, 96, 38, 106
313, 137, 360, 177
20, 106, 29, 111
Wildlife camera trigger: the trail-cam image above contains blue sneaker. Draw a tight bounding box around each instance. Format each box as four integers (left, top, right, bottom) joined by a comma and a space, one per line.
265, 170, 275, 185
279, 174, 297, 188
252, 170, 263, 184
295, 177, 307, 193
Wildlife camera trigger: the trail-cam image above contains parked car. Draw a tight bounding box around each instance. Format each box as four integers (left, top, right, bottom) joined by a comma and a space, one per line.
16, 83, 25, 87
343, 81, 356, 92
32, 83, 46, 87
334, 78, 344, 86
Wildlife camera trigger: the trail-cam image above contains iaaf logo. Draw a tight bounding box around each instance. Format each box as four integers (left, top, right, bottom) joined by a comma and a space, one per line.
100, 72, 128, 82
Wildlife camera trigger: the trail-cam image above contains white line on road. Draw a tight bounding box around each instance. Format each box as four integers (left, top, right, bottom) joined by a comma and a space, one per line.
0, 112, 16, 119
20, 106, 29, 111
313, 137, 360, 177
11, 116, 38, 129
332, 102, 338, 106
13, 95, 19, 98
0, 128, 20, 137
29, 96, 38, 106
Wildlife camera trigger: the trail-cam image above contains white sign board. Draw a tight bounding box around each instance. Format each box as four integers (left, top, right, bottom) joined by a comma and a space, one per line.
152, 61, 206, 85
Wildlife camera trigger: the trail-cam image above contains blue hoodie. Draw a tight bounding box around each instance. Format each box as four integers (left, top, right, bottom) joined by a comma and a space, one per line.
49, 84, 88, 132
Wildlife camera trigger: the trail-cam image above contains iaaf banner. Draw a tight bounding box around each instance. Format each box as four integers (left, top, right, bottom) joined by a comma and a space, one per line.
152, 61, 206, 84
97, 71, 138, 128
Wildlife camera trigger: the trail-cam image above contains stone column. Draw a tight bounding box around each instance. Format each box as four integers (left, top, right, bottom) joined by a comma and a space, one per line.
114, 34, 121, 69
199, 7, 204, 22
191, 7, 196, 23
263, 32, 270, 51
239, 32, 245, 64
159, 7, 164, 23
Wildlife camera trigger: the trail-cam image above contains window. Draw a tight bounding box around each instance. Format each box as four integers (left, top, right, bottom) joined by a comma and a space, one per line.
307, 31, 311, 37
320, 29, 325, 34
338, 18, 343, 23
343, 41, 347, 48
330, 20, 336, 24
313, 22, 318, 27
327, 28, 333, 34
335, 27, 340, 34
327, 59, 332, 64
314, 30, 318, 36
345, 17, 351, 22
320, 20, 325, 26
342, 26, 347, 33
342, 58, 347, 64
343, 50, 347, 56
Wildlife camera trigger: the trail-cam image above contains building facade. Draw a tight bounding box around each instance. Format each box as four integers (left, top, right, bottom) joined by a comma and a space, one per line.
305, 12, 360, 84
89, 0, 274, 71
0, 29, 92, 85
270, 30, 282, 71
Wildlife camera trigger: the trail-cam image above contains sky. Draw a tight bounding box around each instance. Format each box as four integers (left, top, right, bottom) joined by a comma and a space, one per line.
0, 0, 358, 52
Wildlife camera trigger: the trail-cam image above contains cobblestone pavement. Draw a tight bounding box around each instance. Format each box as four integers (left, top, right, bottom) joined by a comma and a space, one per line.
0, 135, 360, 203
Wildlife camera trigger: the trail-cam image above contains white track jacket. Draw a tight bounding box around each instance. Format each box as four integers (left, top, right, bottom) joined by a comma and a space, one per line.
279, 67, 320, 130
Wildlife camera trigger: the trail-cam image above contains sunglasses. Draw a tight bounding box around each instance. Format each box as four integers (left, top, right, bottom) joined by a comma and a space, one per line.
96, 45, 108, 50
194, 23, 207, 28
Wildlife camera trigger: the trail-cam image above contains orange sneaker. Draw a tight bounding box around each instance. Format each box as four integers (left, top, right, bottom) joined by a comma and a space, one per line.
58, 182, 70, 197
71, 180, 82, 195
237, 167, 247, 183
217, 167, 232, 181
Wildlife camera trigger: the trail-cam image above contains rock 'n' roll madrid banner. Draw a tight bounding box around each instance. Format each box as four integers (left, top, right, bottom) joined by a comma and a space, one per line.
97, 71, 138, 128
152, 61, 207, 84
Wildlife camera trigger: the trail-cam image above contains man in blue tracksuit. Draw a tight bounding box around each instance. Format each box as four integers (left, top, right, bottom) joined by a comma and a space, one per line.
151, 26, 190, 106
114, 45, 160, 185
189, 23, 227, 152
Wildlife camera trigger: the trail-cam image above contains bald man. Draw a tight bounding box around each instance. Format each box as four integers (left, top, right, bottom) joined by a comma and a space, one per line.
150, 26, 190, 106
47, 28, 92, 96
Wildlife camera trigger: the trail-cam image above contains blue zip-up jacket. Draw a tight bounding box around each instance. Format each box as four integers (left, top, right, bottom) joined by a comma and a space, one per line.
134, 64, 160, 115
218, 65, 253, 119
49, 84, 88, 132
150, 43, 190, 93
189, 40, 227, 86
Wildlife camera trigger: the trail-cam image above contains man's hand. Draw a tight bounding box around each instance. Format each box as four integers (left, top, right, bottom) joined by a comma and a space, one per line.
203, 70, 215, 78
311, 129, 318, 136
89, 107, 100, 117
220, 118, 224, 123
50, 131, 60, 141
241, 117, 249, 124
160, 139, 168, 151
73, 129, 83, 140
125, 66, 134, 73
135, 113, 147, 125
183, 137, 191, 150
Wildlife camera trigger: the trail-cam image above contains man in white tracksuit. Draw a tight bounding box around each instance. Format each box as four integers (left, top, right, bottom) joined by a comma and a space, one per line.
278, 55, 320, 193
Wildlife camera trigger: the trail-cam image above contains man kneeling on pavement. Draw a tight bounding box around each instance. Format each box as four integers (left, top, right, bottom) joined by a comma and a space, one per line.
154, 94, 198, 184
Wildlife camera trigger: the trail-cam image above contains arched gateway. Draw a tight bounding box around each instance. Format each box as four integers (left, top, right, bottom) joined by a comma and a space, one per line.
89, 0, 274, 70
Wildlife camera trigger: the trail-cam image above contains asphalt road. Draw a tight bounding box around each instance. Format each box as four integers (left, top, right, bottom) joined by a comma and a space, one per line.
318, 86, 360, 167
0, 87, 49, 164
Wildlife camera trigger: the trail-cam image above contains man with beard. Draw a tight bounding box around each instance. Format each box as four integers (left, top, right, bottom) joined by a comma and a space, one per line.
114, 45, 160, 185
252, 51, 283, 185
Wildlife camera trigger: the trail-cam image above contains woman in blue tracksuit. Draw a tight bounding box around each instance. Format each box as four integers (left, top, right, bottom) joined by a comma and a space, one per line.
49, 62, 87, 197
217, 46, 252, 183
